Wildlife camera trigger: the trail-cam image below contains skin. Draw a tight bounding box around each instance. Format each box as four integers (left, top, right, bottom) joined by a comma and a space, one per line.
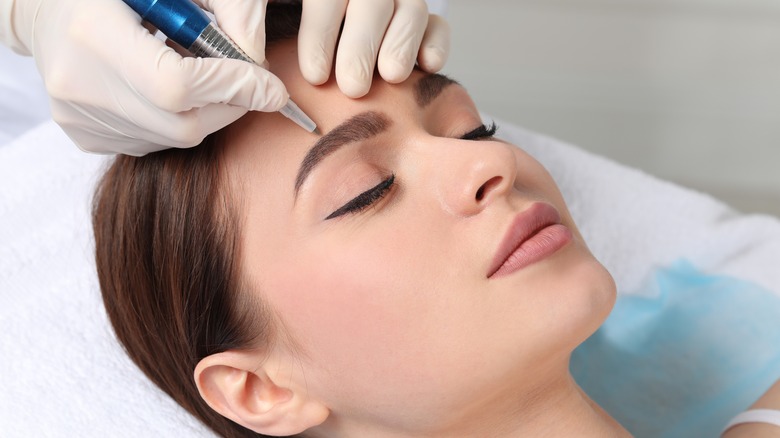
723, 380, 780, 438
195, 38, 624, 437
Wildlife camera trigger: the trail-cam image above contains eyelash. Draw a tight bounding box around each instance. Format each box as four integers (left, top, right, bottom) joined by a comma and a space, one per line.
325, 122, 499, 220
326, 174, 396, 220
460, 122, 498, 140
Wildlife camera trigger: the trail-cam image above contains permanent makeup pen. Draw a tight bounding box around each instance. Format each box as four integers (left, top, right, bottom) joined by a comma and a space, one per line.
121, 0, 319, 134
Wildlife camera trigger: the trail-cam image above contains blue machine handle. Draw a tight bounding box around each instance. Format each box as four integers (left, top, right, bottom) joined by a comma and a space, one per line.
122, 0, 210, 49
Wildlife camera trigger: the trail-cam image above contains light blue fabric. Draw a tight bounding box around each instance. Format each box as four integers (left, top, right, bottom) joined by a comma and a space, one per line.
571, 260, 780, 438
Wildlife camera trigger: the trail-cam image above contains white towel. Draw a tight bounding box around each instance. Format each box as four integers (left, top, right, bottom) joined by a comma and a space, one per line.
0, 46, 50, 146
1, 119, 779, 437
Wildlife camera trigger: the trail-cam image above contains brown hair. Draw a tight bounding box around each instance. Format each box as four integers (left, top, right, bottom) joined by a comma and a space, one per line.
93, 4, 303, 437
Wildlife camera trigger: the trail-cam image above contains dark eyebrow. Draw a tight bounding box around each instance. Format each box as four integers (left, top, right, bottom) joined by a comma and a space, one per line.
294, 111, 391, 195
415, 73, 459, 107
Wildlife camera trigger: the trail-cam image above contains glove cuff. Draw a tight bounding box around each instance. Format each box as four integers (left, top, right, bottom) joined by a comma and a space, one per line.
0, 0, 36, 55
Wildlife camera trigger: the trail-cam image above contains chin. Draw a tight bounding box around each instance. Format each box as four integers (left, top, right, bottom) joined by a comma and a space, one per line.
565, 253, 617, 347
533, 243, 617, 354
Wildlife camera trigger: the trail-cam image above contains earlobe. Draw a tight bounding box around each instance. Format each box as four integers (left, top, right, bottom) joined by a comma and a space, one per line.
194, 350, 329, 436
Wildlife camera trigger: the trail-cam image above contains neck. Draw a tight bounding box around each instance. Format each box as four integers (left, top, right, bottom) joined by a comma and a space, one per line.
315, 364, 631, 438
483, 371, 631, 437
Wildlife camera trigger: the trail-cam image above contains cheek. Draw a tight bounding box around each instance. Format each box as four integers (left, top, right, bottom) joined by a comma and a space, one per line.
259, 217, 480, 385
512, 148, 561, 201
262, 230, 427, 361
512, 148, 586, 241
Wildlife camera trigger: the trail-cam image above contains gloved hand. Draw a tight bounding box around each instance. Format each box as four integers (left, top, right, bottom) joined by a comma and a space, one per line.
299, 0, 450, 98
0, 0, 450, 156
0, 0, 287, 155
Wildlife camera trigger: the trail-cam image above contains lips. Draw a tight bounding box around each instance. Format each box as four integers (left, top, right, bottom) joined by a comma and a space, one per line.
487, 203, 573, 278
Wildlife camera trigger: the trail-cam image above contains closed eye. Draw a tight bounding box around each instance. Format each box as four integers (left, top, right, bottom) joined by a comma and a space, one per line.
460, 122, 498, 140
325, 174, 396, 220
323, 122, 496, 221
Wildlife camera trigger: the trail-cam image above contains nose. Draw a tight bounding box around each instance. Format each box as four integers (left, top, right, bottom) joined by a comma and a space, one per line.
426, 138, 518, 217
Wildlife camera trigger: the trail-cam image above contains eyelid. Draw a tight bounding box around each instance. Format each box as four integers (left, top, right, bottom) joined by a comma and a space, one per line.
320, 121, 496, 221
325, 174, 396, 220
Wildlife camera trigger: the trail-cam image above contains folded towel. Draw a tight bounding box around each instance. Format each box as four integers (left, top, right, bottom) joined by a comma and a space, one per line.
0, 122, 214, 437
1, 118, 778, 436
0, 45, 50, 146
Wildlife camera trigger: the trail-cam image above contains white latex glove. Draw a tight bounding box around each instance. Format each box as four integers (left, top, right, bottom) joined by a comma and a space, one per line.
0, 0, 450, 155
0, 0, 291, 155
299, 0, 450, 98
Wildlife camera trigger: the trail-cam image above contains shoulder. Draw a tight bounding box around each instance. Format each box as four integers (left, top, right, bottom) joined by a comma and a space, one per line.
722, 379, 780, 438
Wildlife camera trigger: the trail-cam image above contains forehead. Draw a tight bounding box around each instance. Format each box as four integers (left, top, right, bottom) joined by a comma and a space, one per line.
221, 39, 461, 186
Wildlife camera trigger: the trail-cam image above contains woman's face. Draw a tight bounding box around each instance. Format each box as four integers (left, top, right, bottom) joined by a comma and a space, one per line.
223, 39, 616, 432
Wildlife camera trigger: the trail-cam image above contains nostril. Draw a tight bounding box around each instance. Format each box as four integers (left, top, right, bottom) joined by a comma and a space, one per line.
476, 176, 503, 201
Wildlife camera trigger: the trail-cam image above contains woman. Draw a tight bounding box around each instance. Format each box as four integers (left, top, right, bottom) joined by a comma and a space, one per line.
92, 4, 779, 437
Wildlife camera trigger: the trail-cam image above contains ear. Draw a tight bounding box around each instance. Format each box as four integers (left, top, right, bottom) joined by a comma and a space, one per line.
194, 350, 329, 436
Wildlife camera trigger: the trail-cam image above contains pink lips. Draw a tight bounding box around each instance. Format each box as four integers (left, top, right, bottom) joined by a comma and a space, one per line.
487, 203, 573, 279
